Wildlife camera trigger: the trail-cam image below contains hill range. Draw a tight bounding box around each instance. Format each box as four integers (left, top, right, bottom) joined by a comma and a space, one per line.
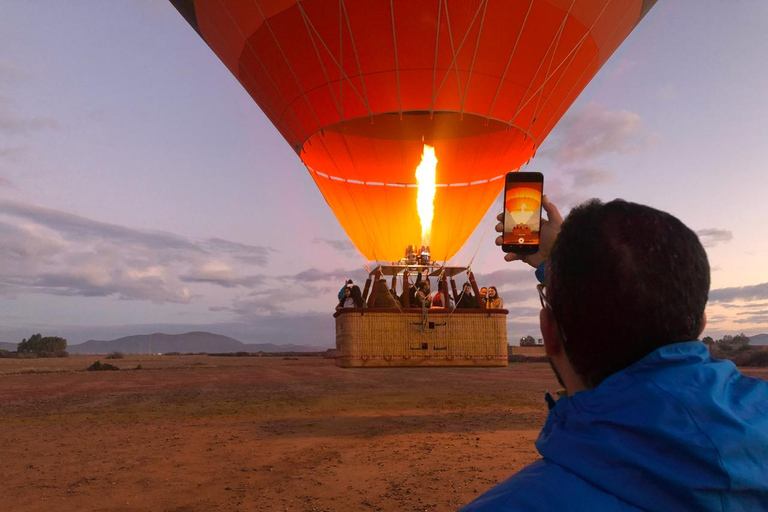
3, 333, 767, 354
2, 332, 327, 354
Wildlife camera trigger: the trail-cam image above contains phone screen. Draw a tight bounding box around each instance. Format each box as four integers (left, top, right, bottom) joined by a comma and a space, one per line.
503, 175, 543, 252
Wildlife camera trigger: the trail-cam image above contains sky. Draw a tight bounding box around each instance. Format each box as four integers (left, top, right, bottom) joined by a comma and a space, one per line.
1, 1, 767, 347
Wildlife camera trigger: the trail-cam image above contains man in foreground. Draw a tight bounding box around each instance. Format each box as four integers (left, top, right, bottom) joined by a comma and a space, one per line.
462, 197, 768, 511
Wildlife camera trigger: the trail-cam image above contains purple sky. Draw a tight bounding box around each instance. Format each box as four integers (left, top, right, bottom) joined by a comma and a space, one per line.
1, 1, 767, 346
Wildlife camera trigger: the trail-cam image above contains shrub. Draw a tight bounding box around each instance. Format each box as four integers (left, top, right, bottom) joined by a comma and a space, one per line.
86, 360, 120, 371
0, 349, 14, 359
106, 351, 124, 360
163, 351, 181, 356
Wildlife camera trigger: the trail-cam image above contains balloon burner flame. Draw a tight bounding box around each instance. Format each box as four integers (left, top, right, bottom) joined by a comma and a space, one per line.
415, 144, 437, 247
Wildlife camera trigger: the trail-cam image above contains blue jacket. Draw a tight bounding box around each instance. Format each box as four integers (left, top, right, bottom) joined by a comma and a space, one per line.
461, 342, 768, 511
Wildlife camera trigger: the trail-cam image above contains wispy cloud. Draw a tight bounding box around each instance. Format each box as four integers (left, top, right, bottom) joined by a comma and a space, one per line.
0, 146, 27, 163
312, 237, 357, 254
179, 264, 266, 289
0, 59, 26, 84
733, 314, 768, 325
0, 100, 59, 135
0, 174, 14, 188
284, 267, 367, 284
0, 201, 274, 303
697, 228, 733, 248
475, 268, 535, 287
201, 238, 273, 266
718, 301, 768, 311
567, 167, 616, 188
709, 282, 768, 303
540, 103, 656, 163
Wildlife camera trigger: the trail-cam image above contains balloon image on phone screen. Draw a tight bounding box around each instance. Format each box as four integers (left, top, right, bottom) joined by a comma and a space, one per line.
502, 172, 544, 254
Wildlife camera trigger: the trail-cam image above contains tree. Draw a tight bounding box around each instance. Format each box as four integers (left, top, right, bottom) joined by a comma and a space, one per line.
732, 333, 750, 345
18, 333, 68, 355
718, 333, 750, 346
702, 336, 714, 345
520, 335, 536, 347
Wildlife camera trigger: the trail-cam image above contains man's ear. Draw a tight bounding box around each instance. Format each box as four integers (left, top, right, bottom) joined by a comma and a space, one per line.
698, 312, 707, 338
540, 307, 562, 358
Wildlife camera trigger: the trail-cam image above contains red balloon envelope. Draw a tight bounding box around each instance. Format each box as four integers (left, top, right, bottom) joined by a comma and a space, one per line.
170, 0, 656, 261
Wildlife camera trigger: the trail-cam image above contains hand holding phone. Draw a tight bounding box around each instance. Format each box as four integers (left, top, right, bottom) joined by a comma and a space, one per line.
495, 185, 564, 268
502, 172, 544, 254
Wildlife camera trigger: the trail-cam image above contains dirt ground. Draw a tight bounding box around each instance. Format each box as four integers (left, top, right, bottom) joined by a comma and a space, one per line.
1, 355, 766, 512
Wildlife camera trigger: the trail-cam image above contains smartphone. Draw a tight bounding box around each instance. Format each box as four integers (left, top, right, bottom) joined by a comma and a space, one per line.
502, 172, 544, 254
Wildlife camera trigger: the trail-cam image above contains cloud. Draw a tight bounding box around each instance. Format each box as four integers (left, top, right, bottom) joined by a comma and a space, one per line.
0, 174, 14, 188
696, 228, 733, 248
718, 302, 768, 311
0, 59, 26, 84
201, 238, 273, 266
284, 267, 368, 284
709, 282, 768, 303
179, 264, 266, 289
540, 103, 655, 163
494, 287, 538, 304
0, 146, 27, 163
0, 200, 199, 252
312, 237, 357, 254
567, 168, 616, 188
655, 84, 677, 101
0, 101, 59, 135
215, 282, 331, 316
475, 269, 535, 287
0, 200, 275, 303
733, 314, 768, 325
6, 271, 191, 303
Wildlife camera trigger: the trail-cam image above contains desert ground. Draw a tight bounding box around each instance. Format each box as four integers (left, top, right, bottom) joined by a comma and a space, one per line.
1, 353, 766, 512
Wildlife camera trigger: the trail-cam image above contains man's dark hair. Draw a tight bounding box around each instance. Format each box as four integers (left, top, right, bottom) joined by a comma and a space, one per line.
546, 199, 710, 388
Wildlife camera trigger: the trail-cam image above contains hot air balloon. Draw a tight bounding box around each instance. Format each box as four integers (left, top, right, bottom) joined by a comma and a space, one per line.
169, 0, 656, 367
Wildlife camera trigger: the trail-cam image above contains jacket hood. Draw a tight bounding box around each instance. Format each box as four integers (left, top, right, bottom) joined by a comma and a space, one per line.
537, 341, 768, 512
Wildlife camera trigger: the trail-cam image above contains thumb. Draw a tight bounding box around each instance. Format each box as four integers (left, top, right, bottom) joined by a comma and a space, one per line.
542, 194, 563, 224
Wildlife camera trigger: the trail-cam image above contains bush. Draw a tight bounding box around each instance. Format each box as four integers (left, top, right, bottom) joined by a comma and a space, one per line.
85, 360, 120, 371
106, 351, 124, 359
163, 352, 181, 356
0, 349, 14, 359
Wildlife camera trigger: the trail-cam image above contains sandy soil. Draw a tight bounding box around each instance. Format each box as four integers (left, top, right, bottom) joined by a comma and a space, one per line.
1, 355, 765, 512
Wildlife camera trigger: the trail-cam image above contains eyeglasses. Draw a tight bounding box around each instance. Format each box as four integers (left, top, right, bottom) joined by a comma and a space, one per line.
536, 283, 550, 309
537, 283, 568, 344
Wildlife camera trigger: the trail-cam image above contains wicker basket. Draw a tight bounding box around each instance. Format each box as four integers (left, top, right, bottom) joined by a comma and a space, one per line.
334, 308, 508, 367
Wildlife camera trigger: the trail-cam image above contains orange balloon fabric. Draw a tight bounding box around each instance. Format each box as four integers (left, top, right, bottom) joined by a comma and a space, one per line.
170, 0, 656, 261
506, 187, 543, 215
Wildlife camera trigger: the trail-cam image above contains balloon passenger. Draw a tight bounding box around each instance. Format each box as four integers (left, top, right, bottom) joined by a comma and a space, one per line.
461, 196, 768, 511
431, 280, 454, 308
456, 282, 477, 309
485, 286, 503, 309
413, 281, 432, 308
479, 287, 488, 307
337, 284, 366, 309
337, 279, 353, 301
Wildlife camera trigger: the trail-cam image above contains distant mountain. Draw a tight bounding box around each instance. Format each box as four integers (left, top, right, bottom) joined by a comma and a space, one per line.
0, 342, 18, 351
749, 334, 768, 346
68, 331, 326, 354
